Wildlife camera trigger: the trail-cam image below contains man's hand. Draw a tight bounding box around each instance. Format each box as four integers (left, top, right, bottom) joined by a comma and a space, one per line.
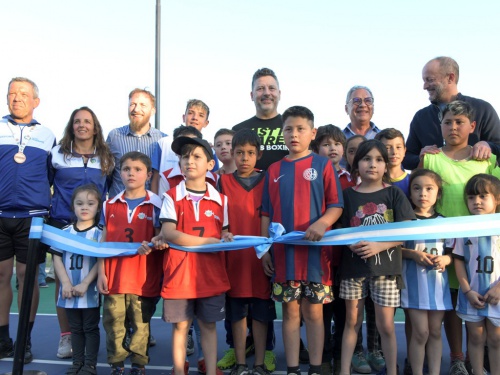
471, 141, 492, 160
419, 145, 441, 159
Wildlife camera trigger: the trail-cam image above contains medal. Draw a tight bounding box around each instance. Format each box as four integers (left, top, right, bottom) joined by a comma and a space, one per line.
14, 152, 26, 164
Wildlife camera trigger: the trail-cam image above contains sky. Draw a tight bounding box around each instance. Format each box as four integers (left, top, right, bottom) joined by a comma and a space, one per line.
2, 0, 500, 143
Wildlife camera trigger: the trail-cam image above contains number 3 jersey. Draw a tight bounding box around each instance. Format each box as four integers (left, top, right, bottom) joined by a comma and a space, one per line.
453, 235, 500, 318
103, 191, 163, 297
54, 224, 103, 308
401, 214, 453, 310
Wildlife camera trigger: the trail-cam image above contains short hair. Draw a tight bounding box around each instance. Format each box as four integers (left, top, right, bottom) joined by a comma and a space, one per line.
465, 173, 500, 199
345, 85, 373, 104
185, 99, 210, 119
351, 139, 390, 183
311, 124, 346, 153
409, 168, 443, 201
214, 128, 235, 142
173, 125, 202, 139
282, 106, 314, 124
129, 88, 156, 108
9, 77, 39, 99
71, 183, 103, 224
439, 100, 475, 123
432, 56, 460, 84
251, 68, 279, 89
232, 129, 261, 151
180, 143, 213, 161
119, 151, 152, 172
375, 128, 406, 143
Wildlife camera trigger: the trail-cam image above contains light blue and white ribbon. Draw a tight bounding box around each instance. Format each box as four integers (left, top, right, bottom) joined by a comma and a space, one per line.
29, 214, 500, 259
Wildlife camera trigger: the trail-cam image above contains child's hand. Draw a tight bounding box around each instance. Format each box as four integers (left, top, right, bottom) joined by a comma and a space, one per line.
138, 241, 154, 255
262, 253, 274, 277
411, 251, 436, 267
350, 241, 387, 259
97, 274, 109, 295
221, 232, 234, 242
304, 221, 328, 242
72, 283, 89, 298
484, 284, 500, 305
61, 282, 73, 299
433, 255, 451, 272
151, 235, 169, 250
466, 290, 486, 309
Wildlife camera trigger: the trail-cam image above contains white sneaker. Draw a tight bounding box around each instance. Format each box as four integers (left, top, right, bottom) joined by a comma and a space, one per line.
56, 334, 72, 359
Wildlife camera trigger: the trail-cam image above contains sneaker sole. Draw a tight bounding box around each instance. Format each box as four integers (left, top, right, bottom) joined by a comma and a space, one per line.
57, 352, 73, 359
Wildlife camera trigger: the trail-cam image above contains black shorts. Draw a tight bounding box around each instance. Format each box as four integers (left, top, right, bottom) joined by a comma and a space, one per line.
225, 296, 277, 322
0, 217, 46, 264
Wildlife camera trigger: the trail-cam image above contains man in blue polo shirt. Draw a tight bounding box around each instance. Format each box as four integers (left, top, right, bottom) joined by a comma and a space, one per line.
107, 88, 165, 197
0, 77, 56, 363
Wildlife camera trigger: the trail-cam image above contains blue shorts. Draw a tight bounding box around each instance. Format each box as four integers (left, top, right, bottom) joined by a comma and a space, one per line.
163, 293, 226, 323
225, 296, 277, 322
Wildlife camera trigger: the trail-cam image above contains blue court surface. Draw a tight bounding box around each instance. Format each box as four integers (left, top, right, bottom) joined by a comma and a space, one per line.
0, 313, 459, 375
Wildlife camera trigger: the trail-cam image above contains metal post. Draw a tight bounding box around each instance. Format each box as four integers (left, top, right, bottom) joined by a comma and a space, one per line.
3, 217, 47, 375
155, 0, 161, 130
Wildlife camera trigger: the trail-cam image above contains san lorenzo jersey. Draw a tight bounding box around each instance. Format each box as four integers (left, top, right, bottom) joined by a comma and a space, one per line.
103, 191, 162, 297
262, 153, 343, 284
53, 224, 102, 309
219, 172, 270, 299
402, 215, 453, 310
453, 236, 500, 318
160, 181, 230, 299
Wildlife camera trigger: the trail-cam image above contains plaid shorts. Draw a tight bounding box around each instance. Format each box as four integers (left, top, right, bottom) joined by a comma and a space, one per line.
340, 276, 400, 307
272, 280, 333, 304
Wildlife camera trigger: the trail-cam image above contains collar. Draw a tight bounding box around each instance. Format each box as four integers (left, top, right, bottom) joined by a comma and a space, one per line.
109, 190, 162, 208
337, 167, 351, 179
343, 121, 380, 137
126, 124, 153, 137
166, 165, 217, 183
174, 180, 222, 206
3, 114, 40, 126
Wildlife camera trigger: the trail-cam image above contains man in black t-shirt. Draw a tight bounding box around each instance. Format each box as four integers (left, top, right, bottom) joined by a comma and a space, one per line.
233, 68, 288, 170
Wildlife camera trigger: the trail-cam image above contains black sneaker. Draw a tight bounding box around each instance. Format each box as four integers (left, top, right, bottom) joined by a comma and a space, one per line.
8, 341, 33, 364
79, 365, 98, 375
0, 338, 14, 359
65, 362, 84, 375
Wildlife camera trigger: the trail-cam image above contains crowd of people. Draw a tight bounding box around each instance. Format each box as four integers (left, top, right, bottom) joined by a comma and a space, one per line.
0, 55, 500, 375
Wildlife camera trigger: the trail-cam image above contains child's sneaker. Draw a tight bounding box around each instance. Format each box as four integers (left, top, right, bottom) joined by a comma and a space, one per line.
351, 351, 371, 374
321, 361, 332, 375
130, 367, 146, 375
253, 364, 271, 375
264, 350, 276, 372
79, 364, 98, 375
65, 361, 83, 375
366, 350, 386, 372
449, 360, 468, 375
403, 358, 412, 375
230, 364, 249, 375
57, 334, 73, 358
149, 334, 156, 347
111, 367, 126, 375
217, 348, 236, 370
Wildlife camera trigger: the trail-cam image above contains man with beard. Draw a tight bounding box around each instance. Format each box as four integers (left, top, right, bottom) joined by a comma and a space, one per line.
232, 68, 287, 170
403, 56, 500, 170
107, 88, 165, 197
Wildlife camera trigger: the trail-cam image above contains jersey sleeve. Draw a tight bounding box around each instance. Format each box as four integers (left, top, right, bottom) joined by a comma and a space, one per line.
324, 161, 344, 208
159, 173, 171, 199
159, 192, 177, 224
392, 187, 417, 222
452, 238, 465, 260
222, 194, 229, 231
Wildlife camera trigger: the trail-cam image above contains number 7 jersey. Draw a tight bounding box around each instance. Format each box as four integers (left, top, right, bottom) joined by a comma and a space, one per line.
453, 235, 500, 318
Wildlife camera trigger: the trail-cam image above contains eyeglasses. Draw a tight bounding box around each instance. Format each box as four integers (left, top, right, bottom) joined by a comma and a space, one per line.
348, 97, 374, 106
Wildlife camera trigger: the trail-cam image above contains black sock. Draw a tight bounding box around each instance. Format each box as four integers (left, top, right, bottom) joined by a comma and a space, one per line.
132, 363, 145, 368
0, 325, 9, 341
309, 364, 321, 374
287, 366, 300, 374
112, 362, 124, 368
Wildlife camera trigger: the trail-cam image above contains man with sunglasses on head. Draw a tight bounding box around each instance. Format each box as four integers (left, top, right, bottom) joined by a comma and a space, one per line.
403, 56, 500, 170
